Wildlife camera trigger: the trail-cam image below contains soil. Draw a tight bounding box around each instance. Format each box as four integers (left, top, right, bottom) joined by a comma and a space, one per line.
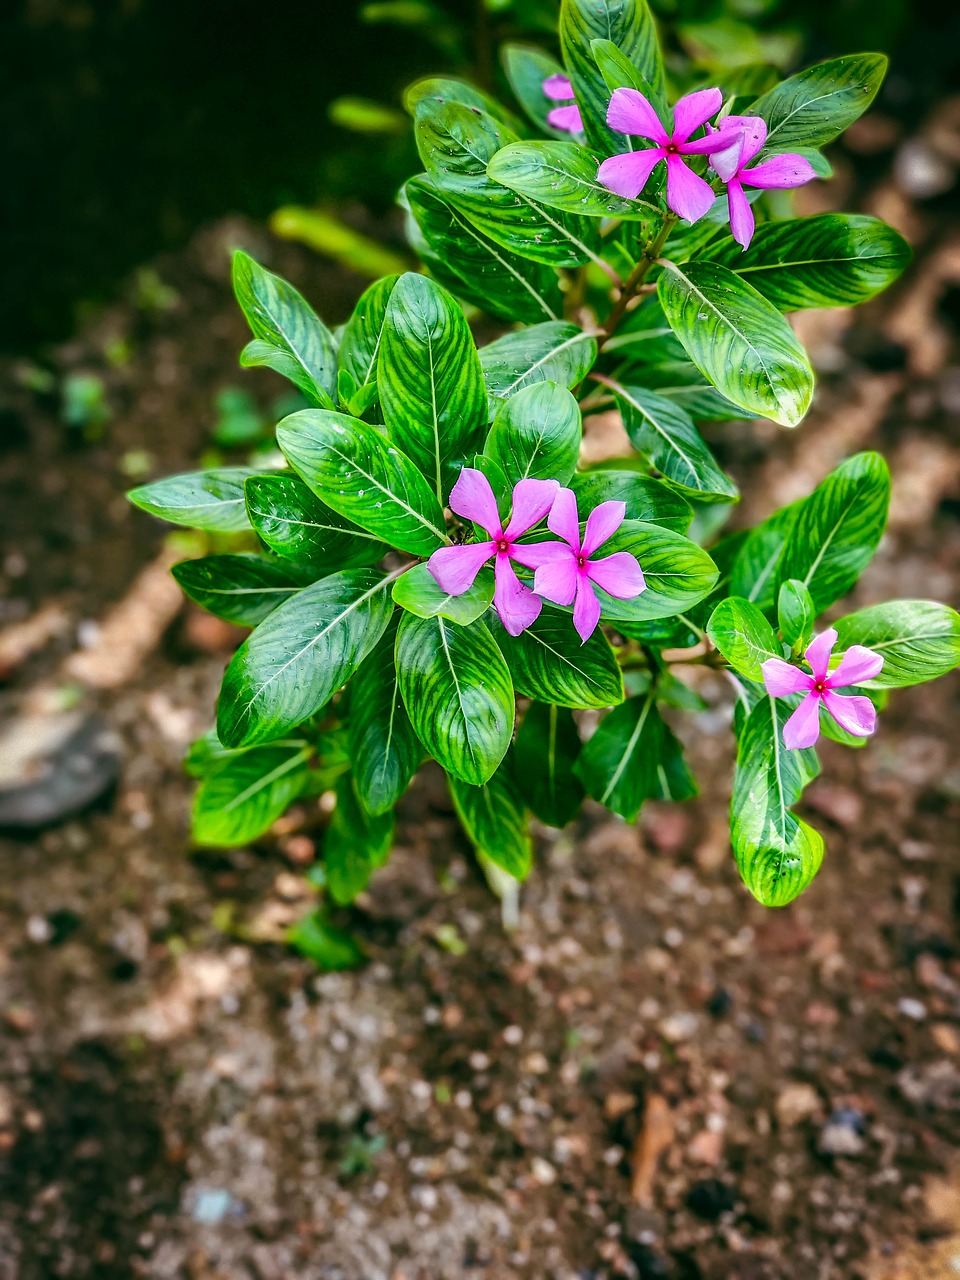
2, 110, 960, 1279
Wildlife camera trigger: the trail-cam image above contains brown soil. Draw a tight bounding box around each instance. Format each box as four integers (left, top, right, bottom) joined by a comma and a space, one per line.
2, 119, 960, 1279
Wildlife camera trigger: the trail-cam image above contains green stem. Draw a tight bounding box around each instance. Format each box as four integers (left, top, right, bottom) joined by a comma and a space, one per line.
597, 214, 677, 351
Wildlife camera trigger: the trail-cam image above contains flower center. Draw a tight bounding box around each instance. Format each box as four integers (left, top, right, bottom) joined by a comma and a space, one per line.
665, 141, 679, 154
577, 554, 587, 569
496, 538, 510, 555
813, 680, 827, 693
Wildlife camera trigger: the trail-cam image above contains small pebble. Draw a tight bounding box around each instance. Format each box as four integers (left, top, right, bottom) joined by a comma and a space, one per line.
531, 1156, 557, 1185
897, 997, 927, 1021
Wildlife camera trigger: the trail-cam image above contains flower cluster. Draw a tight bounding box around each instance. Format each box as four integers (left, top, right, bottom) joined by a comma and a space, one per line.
427, 469, 645, 642
762, 629, 884, 749
595, 87, 817, 247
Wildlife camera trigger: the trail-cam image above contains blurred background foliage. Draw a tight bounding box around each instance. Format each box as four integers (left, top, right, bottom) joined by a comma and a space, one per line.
2, 0, 957, 352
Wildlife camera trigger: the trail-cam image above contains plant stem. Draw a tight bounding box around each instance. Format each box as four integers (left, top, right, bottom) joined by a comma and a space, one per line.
597, 214, 677, 351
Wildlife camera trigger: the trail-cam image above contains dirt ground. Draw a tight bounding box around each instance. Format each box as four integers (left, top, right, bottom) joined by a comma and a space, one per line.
2, 103, 960, 1280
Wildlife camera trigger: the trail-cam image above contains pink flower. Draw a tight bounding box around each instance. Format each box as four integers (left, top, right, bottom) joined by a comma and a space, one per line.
531, 489, 646, 643
427, 468, 560, 636
543, 74, 583, 134
709, 115, 817, 249
597, 87, 731, 223
761, 628, 884, 751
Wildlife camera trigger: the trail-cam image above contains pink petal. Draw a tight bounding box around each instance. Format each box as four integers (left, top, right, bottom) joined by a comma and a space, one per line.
822, 690, 876, 738
581, 500, 626, 557
449, 467, 502, 538
543, 73, 574, 102
533, 552, 579, 606
709, 131, 746, 183
804, 628, 837, 684
573, 577, 602, 644
510, 539, 570, 571
782, 692, 822, 750
827, 644, 884, 689
665, 154, 716, 223
546, 486, 581, 551
503, 477, 560, 541
605, 88, 669, 143
742, 154, 817, 190
547, 104, 584, 132
427, 542, 495, 596
670, 87, 723, 143
718, 114, 767, 166
762, 657, 814, 697
597, 147, 664, 200
586, 551, 646, 599
493, 553, 542, 636
727, 180, 755, 250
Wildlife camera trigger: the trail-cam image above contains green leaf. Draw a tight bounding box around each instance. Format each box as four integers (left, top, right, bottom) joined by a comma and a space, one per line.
778, 579, 815, 651
448, 765, 532, 880
834, 601, 960, 688
172, 554, 302, 626
479, 321, 598, 406
392, 562, 494, 626
729, 500, 801, 609
501, 42, 569, 136
575, 693, 665, 821
658, 261, 815, 428
707, 597, 782, 681
731, 694, 824, 907
192, 743, 312, 846
559, 0, 665, 157
277, 408, 447, 557
488, 140, 655, 219
244, 473, 386, 572
652, 719, 698, 802
325, 774, 394, 905
404, 176, 562, 325
232, 250, 337, 407
128, 468, 256, 533
404, 75, 522, 131
570, 470, 692, 533
378, 273, 487, 500
492, 606, 625, 709
704, 215, 910, 311
513, 702, 585, 827
395, 613, 514, 786
216, 568, 396, 748
589, 520, 719, 623
337, 274, 400, 391
483, 382, 581, 488
287, 912, 365, 970
348, 616, 422, 815
415, 100, 603, 269
774, 452, 890, 612
749, 53, 888, 151
615, 384, 739, 502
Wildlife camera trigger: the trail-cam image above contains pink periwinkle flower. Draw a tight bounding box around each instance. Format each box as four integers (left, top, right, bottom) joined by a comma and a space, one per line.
532, 489, 646, 644
761, 628, 884, 751
543, 73, 583, 134
597, 86, 731, 223
709, 115, 817, 250
427, 468, 560, 636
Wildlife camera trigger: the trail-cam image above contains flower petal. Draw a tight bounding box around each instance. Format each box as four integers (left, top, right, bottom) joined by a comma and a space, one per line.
828, 644, 884, 689
709, 131, 745, 182
605, 88, 669, 143
597, 147, 664, 200
665, 154, 716, 223
822, 690, 876, 737
670, 87, 723, 143
727, 180, 755, 250
783, 692, 822, 750
717, 114, 767, 166
573, 576, 602, 644
547, 104, 584, 133
581, 499, 626, 557
804, 628, 837, 683
427, 542, 495, 596
532, 552, 579, 606
494, 554, 542, 636
761, 657, 813, 697
448, 467, 502, 538
742, 153, 817, 190
586, 551, 646, 599
546, 486, 581, 551
504, 477, 560, 541
510, 539, 570, 571
543, 73, 575, 101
